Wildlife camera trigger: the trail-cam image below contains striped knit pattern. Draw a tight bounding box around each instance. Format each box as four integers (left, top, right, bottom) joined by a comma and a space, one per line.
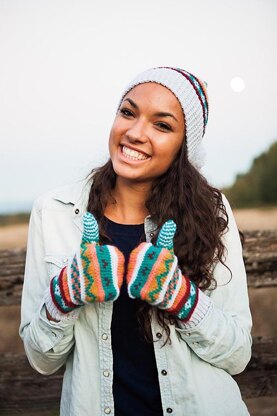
164, 274, 199, 322
127, 243, 177, 304
48, 212, 125, 319
78, 241, 124, 303
156, 219, 176, 249
126, 220, 199, 322
50, 268, 78, 313
172, 67, 209, 131
83, 212, 99, 243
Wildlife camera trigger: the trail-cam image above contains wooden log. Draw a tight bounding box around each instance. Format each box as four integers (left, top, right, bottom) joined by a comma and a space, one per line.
234, 337, 277, 398
0, 337, 276, 413
243, 230, 277, 288
0, 249, 26, 306
0, 353, 63, 413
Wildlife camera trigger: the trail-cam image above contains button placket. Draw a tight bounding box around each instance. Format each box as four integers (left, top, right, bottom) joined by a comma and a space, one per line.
151, 319, 174, 416
99, 303, 114, 415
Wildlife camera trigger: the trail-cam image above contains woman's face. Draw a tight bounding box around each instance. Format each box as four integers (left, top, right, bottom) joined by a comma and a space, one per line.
109, 82, 185, 185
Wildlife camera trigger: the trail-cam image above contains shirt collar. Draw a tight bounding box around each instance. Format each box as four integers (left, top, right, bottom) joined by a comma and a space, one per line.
51, 177, 92, 207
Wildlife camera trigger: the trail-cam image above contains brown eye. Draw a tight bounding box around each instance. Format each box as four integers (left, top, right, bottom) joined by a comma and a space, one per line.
119, 108, 134, 117
156, 122, 172, 131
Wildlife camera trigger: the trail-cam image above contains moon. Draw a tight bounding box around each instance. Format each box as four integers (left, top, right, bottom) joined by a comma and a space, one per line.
230, 77, 245, 93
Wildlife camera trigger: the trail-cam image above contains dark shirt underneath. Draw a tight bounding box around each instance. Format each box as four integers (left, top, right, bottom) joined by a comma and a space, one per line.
104, 217, 163, 416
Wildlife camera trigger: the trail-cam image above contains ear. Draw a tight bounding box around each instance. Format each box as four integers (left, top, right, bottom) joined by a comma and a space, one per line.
156, 220, 176, 250
82, 212, 99, 244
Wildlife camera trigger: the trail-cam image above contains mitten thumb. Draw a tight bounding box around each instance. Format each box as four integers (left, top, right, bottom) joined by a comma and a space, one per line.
82, 212, 99, 244
156, 220, 176, 250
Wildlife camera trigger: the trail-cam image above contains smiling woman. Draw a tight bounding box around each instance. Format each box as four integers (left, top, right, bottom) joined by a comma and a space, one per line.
20, 66, 252, 416
108, 83, 185, 186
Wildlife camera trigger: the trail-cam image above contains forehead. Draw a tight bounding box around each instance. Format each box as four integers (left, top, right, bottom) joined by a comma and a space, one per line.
124, 82, 183, 114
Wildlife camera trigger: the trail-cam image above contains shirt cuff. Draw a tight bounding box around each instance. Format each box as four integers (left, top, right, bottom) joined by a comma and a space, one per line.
43, 288, 81, 324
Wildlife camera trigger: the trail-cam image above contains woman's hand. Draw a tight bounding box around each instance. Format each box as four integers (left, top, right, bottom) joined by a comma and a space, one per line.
45, 212, 125, 321
126, 220, 199, 322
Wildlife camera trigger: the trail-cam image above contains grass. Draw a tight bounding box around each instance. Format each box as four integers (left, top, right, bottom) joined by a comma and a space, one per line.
0, 213, 30, 227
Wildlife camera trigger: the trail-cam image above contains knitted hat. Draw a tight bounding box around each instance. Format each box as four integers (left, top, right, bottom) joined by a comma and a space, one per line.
118, 66, 209, 170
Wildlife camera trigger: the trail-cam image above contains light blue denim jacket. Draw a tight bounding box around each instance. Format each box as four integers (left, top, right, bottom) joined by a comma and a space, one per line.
20, 179, 252, 416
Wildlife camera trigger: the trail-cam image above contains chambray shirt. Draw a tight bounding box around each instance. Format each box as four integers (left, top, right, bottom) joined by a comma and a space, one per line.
19, 178, 252, 416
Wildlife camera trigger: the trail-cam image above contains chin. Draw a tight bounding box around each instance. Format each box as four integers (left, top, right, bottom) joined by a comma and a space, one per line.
112, 166, 147, 183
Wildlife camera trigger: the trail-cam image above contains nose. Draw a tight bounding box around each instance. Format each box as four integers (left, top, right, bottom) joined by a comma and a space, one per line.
126, 119, 148, 143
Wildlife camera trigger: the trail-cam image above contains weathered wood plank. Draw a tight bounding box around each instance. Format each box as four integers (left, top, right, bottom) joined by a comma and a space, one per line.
0, 338, 276, 412
0, 353, 63, 413
243, 230, 277, 288
0, 249, 26, 305
234, 337, 277, 398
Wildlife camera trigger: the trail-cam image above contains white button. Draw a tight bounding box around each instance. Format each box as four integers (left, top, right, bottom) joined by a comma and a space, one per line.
103, 370, 110, 377
187, 332, 191, 336
193, 341, 199, 346
63, 258, 68, 263
102, 333, 108, 340
104, 407, 111, 414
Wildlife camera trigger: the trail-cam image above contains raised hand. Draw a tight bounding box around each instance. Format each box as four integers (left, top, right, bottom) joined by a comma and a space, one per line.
46, 212, 125, 320
126, 220, 199, 322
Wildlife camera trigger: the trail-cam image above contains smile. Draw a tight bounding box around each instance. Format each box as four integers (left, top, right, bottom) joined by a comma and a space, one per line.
121, 145, 150, 161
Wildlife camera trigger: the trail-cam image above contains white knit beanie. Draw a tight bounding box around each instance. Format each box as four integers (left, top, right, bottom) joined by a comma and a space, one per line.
118, 66, 209, 170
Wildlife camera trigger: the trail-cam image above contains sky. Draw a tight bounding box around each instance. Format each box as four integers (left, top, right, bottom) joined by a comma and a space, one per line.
0, 0, 276, 213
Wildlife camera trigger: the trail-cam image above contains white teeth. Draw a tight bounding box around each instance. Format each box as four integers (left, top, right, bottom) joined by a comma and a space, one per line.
122, 146, 149, 161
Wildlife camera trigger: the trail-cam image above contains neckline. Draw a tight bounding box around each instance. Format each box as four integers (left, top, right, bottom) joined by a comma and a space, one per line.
104, 216, 144, 227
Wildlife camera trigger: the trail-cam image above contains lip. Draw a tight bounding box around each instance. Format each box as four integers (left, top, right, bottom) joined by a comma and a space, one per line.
118, 145, 152, 164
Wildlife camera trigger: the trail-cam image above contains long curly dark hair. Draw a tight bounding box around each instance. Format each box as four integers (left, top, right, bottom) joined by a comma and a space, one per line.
86, 139, 229, 345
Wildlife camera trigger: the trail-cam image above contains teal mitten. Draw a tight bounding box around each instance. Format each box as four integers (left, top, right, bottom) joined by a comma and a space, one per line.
126, 220, 199, 322
45, 212, 125, 321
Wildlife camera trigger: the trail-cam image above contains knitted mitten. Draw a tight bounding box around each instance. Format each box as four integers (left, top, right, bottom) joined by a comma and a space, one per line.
45, 212, 125, 321
126, 220, 199, 322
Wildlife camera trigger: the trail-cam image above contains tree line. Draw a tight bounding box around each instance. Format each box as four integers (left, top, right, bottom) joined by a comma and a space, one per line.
222, 141, 277, 208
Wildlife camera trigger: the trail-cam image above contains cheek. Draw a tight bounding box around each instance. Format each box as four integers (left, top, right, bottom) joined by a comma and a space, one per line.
108, 124, 119, 149
155, 137, 183, 162
109, 118, 125, 145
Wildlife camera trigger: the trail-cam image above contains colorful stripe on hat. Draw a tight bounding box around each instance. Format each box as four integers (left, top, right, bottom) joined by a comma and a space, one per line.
160, 66, 209, 134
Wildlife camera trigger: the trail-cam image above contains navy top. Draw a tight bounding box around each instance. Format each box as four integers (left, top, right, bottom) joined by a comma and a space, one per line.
104, 217, 163, 416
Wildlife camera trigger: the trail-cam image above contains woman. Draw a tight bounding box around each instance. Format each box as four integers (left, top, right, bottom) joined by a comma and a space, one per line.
20, 66, 252, 416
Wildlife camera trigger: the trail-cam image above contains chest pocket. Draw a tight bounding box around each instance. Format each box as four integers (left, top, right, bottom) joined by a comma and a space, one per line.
44, 254, 73, 279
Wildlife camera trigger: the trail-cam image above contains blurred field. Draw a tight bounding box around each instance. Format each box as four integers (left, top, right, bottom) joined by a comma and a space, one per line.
233, 207, 277, 231
0, 207, 276, 415
0, 223, 29, 250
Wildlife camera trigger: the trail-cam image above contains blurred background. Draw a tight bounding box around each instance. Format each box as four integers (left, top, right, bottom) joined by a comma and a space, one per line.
0, 0, 276, 414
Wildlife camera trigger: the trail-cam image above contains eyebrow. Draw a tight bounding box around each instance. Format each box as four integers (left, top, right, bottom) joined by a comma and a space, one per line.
122, 98, 178, 122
